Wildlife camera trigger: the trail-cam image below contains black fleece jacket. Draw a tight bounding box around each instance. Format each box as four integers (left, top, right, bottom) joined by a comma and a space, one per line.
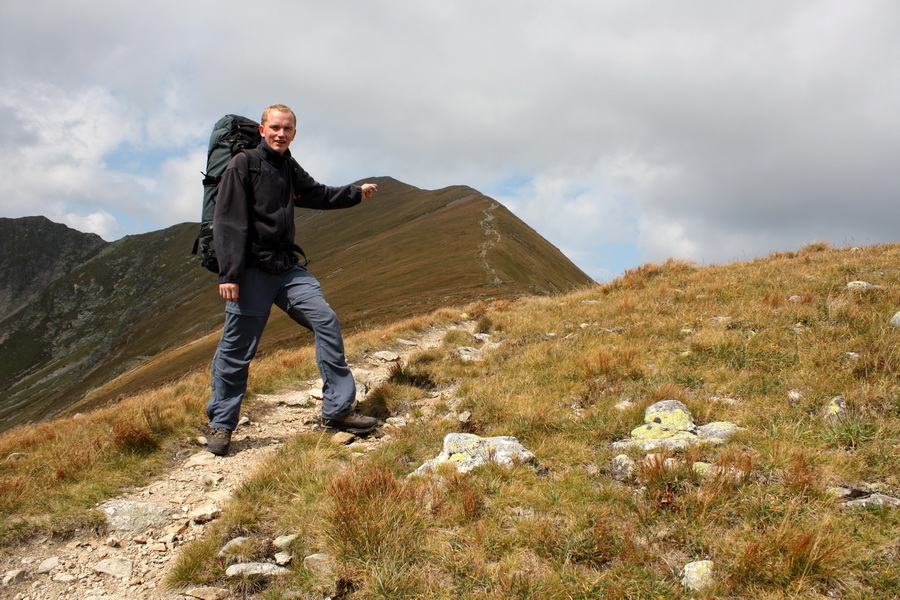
214, 141, 362, 284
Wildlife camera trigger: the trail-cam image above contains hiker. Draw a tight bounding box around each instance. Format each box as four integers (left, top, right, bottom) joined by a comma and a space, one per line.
205, 103, 379, 456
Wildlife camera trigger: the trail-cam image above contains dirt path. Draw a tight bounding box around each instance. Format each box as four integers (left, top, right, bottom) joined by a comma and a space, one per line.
1, 322, 474, 600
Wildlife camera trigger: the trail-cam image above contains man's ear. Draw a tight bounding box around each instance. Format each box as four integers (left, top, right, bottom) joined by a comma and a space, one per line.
259, 123, 265, 136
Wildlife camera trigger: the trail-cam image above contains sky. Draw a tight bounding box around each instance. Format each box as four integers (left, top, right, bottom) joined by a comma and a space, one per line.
1, 1, 898, 282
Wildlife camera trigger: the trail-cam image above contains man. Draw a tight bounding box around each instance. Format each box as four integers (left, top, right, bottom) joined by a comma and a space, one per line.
205, 104, 378, 456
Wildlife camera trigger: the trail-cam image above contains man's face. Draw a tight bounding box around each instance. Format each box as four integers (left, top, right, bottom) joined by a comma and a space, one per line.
259, 110, 296, 154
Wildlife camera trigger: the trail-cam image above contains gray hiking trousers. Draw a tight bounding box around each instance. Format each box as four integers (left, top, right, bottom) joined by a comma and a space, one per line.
206, 265, 355, 431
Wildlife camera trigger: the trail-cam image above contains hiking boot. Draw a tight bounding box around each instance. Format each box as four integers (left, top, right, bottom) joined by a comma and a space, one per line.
207, 428, 232, 456
322, 412, 378, 434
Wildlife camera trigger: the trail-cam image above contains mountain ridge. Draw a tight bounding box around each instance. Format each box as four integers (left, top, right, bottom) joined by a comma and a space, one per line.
0, 178, 593, 431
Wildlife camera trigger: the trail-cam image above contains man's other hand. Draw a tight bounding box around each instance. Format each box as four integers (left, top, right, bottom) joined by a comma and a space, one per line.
219, 283, 239, 303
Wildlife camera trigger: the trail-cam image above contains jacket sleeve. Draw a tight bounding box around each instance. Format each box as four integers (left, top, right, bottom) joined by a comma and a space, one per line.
213, 154, 251, 284
291, 160, 362, 210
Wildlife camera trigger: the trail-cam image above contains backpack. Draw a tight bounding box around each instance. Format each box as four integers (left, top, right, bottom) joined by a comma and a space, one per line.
192, 114, 309, 273
192, 114, 262, 273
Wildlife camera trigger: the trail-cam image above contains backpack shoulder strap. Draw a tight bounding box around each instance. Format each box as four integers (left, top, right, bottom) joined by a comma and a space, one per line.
241, 148, 262, 177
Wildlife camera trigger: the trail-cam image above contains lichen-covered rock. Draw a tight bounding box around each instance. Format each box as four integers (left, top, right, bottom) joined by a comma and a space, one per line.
891, 311, 900, 328
644, 400, 694, 430
414, 433, 534, 475
627, 424, 699, 450
682, 560, 715, 591
612, 400, 739, 452
823, 396, 848, 422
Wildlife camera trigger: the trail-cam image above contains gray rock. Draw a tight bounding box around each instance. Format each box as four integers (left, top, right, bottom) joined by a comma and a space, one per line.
218, 536, 250, 558
890, 311, 900, 328
273, 534, 299, 550
842, 493, 900, 509
456, 346, 482, 361
696, 421, 741, 443
93, 557, 133, 579
373, 350, 401, 362
189, 503, 222, 523
184, 452, 219, 468
99, 500, 174, 533
303, 553, 334, 579
184, 587, 235, 600
609, 454, 636, 481
846, 281, 878, 290
414, 433, 535, 475
36, 556, 59, 574
280, 391, 313, 407
681, 560, 715, 591
274, 551, 293, 566
2, 569, 27, 586
224, 562, 289, 578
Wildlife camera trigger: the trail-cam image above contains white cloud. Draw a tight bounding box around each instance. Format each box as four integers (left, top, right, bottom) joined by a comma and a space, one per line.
57, 209, 121, 240
1, 0, 899, 276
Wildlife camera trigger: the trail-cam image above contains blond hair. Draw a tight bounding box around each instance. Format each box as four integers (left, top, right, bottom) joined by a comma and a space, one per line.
261, 104, 296, 126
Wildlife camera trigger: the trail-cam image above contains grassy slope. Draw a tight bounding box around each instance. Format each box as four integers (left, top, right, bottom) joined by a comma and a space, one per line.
2, 242, 897, 598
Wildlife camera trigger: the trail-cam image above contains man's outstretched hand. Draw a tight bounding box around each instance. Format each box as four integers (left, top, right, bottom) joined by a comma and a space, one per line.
361, 183, 378, 199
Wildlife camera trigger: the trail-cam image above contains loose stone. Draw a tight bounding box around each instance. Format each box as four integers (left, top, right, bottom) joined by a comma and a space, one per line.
224, 562, 289, 578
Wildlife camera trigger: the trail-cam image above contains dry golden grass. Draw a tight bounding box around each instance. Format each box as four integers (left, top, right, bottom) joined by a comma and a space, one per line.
3, 243, 900, 598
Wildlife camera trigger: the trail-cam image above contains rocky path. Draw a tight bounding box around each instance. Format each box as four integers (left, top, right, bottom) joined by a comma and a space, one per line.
477, 202, 503, 286
1, 322, 474, 600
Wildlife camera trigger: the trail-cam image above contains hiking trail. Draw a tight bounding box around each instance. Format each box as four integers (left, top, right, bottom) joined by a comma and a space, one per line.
0, 321, 475, 600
